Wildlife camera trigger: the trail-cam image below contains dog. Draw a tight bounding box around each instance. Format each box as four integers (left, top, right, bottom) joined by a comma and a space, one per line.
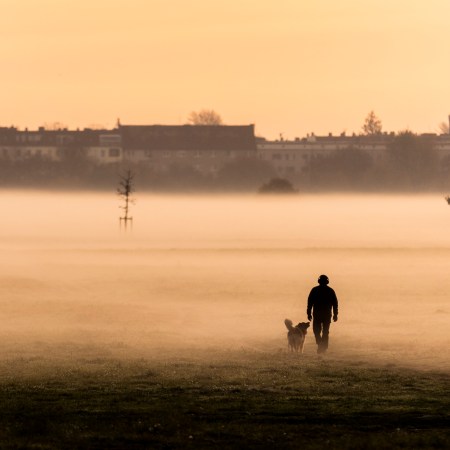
284, 319, 310, 353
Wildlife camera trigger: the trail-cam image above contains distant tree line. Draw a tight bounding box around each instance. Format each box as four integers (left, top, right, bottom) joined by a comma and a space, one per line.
296, 112, 445, 191
301, 131, 444, 192
0, 152, 276, 192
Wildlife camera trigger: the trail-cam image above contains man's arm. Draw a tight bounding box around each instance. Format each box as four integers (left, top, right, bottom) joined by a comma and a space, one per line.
307, 289, 314, 321
332, 290, 338, 321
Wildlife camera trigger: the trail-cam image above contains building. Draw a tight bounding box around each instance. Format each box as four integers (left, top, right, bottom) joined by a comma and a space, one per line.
257, 132, 450, 181
0, 124, 257, 176
2, 124, 450, 183
120, 124, 257, 176
0, 126, 122, 164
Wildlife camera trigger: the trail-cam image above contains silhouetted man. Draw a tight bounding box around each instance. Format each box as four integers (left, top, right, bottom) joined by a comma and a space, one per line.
307, 275, 338, 354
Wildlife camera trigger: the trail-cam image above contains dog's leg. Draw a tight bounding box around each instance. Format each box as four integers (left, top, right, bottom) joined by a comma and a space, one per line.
300, 339, 304, 354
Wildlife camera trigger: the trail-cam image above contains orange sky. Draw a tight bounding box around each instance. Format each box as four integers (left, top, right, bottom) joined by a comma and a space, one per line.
2, 0, 450, 139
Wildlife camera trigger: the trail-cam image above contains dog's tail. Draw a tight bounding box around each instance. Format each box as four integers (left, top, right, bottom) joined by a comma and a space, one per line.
284, 318, 294, 331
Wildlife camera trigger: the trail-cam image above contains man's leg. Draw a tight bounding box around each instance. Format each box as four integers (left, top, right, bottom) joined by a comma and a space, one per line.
321, 320, 331, 351
312, 317, 322, 346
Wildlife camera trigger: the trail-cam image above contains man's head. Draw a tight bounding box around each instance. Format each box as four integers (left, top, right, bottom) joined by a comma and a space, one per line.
318, 274, 329, 285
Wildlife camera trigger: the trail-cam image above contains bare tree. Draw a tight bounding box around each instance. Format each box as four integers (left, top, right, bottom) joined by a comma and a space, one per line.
41, 122, 68, 130
438, 121, 449, 134
86, 123, 106, 130
188, 109, 223, 125
362, 111, 382, 135
117, 170, 135, 230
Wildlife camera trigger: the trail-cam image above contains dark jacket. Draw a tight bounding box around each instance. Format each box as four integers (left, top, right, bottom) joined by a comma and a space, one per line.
307, 285, 338, 319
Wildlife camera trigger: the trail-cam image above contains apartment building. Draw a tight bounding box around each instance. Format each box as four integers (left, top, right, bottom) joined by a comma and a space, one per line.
2, 125, 450, 181
120, 124, 257, 176
0, 127, 122, 164
257, 132, 450, 180
0, 125, 257, 175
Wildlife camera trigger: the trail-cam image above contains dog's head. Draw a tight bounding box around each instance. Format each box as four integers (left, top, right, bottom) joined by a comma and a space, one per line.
296, 322, 310, 332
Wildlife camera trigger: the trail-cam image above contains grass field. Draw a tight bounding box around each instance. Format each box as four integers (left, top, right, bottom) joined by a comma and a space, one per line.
1, 193, 449, 448
0, 348, 448, 449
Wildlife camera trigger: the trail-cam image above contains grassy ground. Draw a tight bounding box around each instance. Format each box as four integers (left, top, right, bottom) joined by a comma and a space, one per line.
0, 348, 448, 449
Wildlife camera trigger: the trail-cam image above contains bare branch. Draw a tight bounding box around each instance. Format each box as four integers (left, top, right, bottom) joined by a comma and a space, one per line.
117, 170, 136, 230
188, 109, 223, 125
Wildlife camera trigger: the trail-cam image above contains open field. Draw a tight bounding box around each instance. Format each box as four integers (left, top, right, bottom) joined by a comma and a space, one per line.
0, 192, 449, 448
0, 349, 448, 449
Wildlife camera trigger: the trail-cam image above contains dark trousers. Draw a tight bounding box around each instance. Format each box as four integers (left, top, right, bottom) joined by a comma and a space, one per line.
313, 316, 331, 351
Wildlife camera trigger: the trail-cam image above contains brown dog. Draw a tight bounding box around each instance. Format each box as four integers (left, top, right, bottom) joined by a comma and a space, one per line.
284, 319, 310, 353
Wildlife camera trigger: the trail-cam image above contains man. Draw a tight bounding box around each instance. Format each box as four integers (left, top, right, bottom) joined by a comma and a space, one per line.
307, 274, 338, 354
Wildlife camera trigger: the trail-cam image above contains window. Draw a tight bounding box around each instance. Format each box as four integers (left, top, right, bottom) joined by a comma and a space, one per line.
100, 134, 121, 145
272, 154, 281, 160
109, 148, 120, 157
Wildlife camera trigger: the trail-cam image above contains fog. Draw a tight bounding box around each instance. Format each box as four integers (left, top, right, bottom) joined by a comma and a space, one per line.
0, 191, 449, 371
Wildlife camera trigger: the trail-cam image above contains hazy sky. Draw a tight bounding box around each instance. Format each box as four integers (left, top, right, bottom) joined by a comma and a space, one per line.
2, 0, 450, 138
